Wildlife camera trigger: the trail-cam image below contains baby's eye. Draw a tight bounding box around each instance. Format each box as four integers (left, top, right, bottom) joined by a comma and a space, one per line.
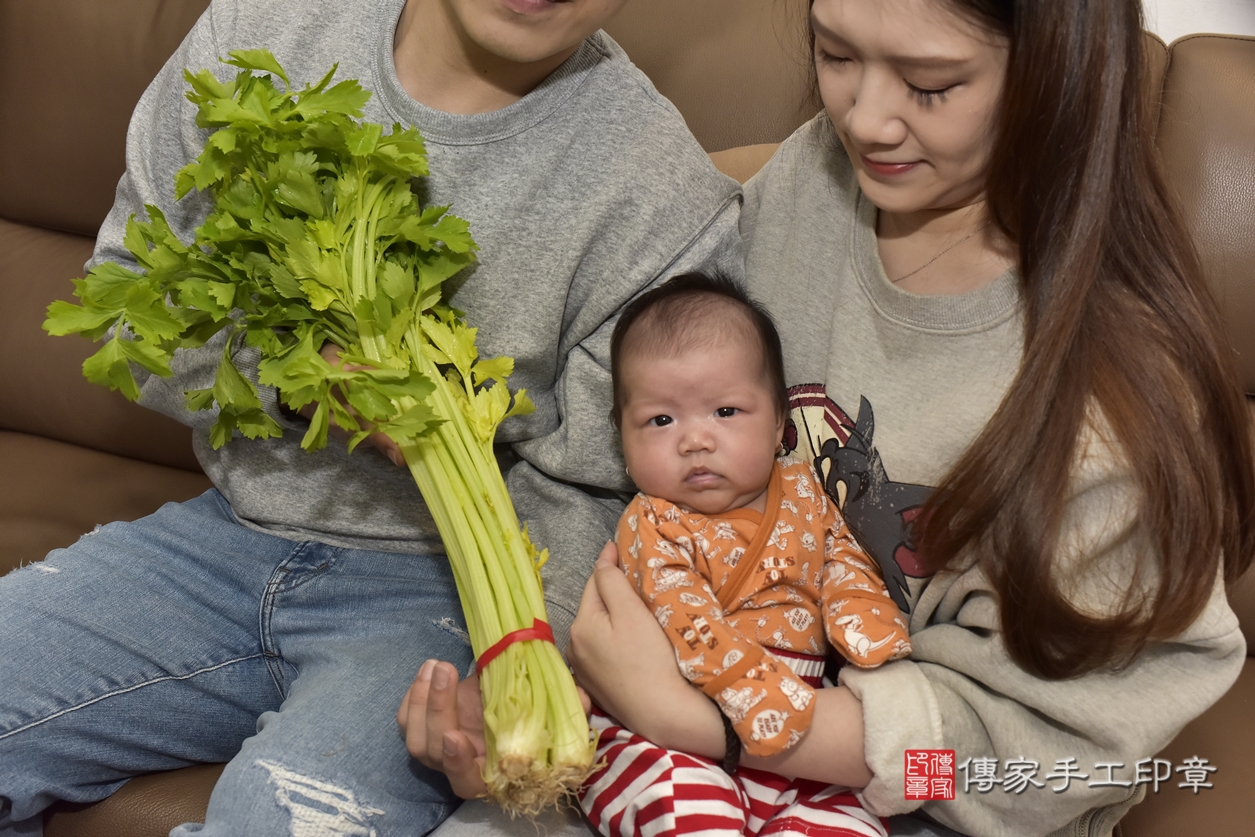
715, 407, 738, 418
649, 415, 673, 427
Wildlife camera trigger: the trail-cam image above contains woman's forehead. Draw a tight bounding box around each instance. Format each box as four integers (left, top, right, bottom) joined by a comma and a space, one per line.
811, 0, 1006, 59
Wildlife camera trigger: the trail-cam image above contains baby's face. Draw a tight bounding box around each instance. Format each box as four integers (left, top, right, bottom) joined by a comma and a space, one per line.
618, 337, 783, 515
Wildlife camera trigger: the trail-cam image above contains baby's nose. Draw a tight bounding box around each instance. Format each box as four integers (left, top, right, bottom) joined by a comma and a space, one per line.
679, 425, 715, 453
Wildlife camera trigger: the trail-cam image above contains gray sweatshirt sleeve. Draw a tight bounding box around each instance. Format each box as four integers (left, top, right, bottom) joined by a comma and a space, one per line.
840, 426, 1246, 837
86, 4, 280, 433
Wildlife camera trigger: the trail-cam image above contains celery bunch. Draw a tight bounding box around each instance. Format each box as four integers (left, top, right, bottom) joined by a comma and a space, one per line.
43, 50, 595, 815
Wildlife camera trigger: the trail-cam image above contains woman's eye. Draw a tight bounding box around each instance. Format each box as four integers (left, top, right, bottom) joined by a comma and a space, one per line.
649, 415, 673, 427
815, 48, 849, 66
715, 407, 738, 418
908, 83, 955, 105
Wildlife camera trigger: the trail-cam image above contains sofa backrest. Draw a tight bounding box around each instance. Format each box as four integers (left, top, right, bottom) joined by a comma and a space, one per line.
0, 0, 210, 471
604, 0, 819, 152
1153, 34, 1255, 394
1150, 33, 1255, 645
0, 0, 212, 237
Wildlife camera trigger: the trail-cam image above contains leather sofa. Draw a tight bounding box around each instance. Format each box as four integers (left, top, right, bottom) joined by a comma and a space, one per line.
1, 1, 1251, 835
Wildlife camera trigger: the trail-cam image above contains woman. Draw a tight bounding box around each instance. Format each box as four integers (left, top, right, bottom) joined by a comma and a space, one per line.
403, 0, 1253, 835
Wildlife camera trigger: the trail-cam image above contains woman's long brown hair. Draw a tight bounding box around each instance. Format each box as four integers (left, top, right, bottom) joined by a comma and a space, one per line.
891, 0, 1255, 678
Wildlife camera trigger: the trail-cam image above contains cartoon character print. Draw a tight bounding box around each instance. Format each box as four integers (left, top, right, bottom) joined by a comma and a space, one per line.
718, 685, 766, 724
799, 530, 818, 553
832, 613, 897, 659
675, 649, 705, 681
779, 677, 815, 712
783, 607, 815, 633
651, 567, 693, 594
758, 621, 794, 650
750, 708, 789, 743
783, 387, 934, 612
766, 520, 794, 551
825, 563, 856, 588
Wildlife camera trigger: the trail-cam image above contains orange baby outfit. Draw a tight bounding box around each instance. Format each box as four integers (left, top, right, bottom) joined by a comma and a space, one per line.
617, 457, 910, 758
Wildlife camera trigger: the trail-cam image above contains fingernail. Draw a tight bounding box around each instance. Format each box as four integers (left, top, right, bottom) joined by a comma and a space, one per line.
432, 664, 451, 690
418, 659, 436, 682
391, 451, 404, 467
443, 733, 458, 756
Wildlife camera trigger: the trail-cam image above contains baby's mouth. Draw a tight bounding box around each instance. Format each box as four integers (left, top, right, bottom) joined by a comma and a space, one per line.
685, 467, 721, 487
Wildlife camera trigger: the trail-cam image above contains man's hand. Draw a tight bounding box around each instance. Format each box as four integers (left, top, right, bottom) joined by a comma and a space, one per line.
397, 659, 489, 799
294, 342, 405, 466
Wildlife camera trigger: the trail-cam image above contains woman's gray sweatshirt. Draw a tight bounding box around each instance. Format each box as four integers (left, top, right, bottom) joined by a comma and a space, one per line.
741, 114, 1244, 837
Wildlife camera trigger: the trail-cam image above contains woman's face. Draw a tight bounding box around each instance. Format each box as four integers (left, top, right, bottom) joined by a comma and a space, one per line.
811, 0, 1009, 215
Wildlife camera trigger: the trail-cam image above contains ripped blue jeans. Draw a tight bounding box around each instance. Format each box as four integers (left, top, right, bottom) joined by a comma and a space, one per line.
0, 489, 473, 837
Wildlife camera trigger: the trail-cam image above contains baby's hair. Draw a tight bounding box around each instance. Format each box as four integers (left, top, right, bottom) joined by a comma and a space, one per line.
610, 272, 788, 428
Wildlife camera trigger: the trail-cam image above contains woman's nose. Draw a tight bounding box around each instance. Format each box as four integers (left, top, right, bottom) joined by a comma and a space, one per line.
843, 73, 907, 148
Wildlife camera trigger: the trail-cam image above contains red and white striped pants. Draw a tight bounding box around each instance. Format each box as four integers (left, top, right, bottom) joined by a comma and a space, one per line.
580, 712, 887, 837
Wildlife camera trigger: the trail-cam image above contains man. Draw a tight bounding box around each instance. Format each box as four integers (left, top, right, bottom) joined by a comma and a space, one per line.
0, 1, 740, 835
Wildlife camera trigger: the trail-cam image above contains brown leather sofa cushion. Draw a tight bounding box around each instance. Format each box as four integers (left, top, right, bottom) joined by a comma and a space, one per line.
44, 764, 223, 837
0, 220, 202, 471
0, 431, 211, 576
1154, 34, 1255, 393
604, 0, 820, 151
1117, 662, 1255, 837
0, 0, 212, 237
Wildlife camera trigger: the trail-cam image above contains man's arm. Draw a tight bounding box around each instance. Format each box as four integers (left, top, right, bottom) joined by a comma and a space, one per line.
89, 3, 305, 438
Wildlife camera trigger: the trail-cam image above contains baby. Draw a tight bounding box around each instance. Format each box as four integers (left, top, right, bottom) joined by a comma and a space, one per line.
580, 273, 911, 837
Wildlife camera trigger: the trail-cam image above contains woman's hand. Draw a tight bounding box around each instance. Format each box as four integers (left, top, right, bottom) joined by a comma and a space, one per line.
397, 659, 488, 799
567, 542, 727, 757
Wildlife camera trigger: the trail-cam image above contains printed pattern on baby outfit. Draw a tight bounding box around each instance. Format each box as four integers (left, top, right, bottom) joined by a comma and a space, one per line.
616, 458, 910, 758
582, 710, 888, 837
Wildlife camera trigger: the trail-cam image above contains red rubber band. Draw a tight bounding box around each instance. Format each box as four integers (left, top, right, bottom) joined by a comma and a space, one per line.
475, 618, 555, 674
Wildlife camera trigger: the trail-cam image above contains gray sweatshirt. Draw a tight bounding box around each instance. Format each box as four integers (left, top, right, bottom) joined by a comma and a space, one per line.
91, 0, 742, 645
741, 114, 1245, 837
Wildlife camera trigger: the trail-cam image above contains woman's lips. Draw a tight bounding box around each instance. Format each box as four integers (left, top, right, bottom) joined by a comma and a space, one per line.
500, 0, 568, 14
860, 154, 921, 177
